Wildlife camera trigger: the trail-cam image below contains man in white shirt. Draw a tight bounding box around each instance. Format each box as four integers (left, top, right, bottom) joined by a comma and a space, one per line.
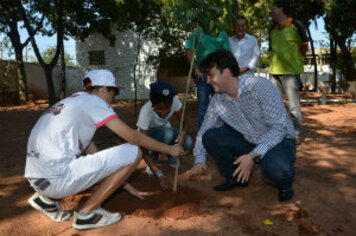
25, 70, 183, 230
229, 15, 260, 75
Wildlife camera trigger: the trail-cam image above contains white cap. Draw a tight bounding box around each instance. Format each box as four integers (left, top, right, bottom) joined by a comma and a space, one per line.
83, 69, 125, 90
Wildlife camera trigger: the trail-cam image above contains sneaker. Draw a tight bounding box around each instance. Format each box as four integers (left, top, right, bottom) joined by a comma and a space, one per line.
146, 166, 154, 176
73, 207, 121, 230
28, 192, 71, 222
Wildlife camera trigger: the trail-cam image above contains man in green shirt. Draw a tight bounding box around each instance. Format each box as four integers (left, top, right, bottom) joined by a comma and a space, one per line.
185, 28, 230, 131
269, 1, 309, 143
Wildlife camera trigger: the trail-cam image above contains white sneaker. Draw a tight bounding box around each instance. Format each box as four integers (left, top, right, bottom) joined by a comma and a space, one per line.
73, 207, 121, 230
146, 166, 154, 176
28, 192, 71, 222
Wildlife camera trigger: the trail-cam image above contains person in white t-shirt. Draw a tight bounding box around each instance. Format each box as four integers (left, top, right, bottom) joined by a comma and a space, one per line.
229, 15, 260, 75
24, 70, 183, 230
137, 81, 192, 175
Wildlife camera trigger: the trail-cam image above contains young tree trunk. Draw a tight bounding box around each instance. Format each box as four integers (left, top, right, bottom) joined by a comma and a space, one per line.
329, 39, 337, 93
133, 32, 142, 116
14, 48, 28, 104
59, 42, 66, 100
307, 27, 318, 92
337, 40, 356, 82
8, 21, 28, 104
44, 66, 56, 105
18, 0, 64, 106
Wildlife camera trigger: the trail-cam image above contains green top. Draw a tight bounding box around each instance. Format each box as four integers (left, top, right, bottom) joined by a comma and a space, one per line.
269, 19, 308, 75
184, 28, 231, 66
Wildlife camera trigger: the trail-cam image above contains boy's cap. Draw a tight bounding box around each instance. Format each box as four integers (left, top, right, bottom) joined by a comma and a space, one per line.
83, 69, 125, 90
150, 81, 177, 97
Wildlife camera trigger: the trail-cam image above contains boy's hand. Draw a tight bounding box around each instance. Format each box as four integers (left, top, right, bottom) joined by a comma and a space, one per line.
175, 131, 188, 146
169, 145, 184, 158
159, 176, 172, 191
124, 183, 153, 200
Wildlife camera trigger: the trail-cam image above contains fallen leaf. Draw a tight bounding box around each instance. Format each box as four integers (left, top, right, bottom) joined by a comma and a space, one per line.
264, 219, 274, 225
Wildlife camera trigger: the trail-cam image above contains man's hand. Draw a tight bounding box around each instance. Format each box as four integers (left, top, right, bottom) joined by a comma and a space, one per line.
195, 68, 204, 81
124, 183, 153, 200
169, 145, 184, 158
232, 154, 254, 183
189, 163, 207, 176
158, 176, 172, 191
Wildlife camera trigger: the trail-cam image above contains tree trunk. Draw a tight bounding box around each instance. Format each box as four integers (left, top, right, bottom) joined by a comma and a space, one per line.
337, 40, 356, 82
8, 21, 28, 104
133, 32, 142, 116
307, 27, 318, 92
59, 42, 66, 100
14, 48, 28, 104
232, 1, 239, 18
329, 39, 337, 93
44, 66, 56, 105
18, 0, 64, 106
344, 81, 356, 98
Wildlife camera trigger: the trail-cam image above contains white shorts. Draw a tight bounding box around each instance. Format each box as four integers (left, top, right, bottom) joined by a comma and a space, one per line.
30, 144, 139, 198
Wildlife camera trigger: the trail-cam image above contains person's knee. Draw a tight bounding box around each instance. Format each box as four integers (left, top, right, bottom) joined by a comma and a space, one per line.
134, 147, 143, 164
162, 128, 175, 144
183, 135, 193, 151
202, 129, 218, 152
262, 161, 294, 183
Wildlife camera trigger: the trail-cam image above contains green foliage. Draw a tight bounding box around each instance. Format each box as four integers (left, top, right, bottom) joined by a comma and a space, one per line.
324, 0, 356, 40
323, 0, 356, 81
144, 0, 238, 72
30, 46, 75, 66
0, 35, 14, 58
257, 47, 271, 69
237, 0, 273, 43
55, 0, 123, 46
163, 0, 236, 36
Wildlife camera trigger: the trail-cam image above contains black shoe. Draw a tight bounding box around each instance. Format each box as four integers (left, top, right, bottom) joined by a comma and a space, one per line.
279, 188, 294, 202
213, 181, 248, 191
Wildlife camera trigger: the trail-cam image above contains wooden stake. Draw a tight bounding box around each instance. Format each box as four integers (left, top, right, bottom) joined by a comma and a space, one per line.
173, 30, 203, 192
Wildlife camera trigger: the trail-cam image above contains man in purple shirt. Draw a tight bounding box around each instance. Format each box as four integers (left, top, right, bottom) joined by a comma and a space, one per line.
191, 50, 296, 202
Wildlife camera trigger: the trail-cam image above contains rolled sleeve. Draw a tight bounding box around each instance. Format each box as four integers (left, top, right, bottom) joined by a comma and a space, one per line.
193, 97, 223, 164
247, 38, 260, 71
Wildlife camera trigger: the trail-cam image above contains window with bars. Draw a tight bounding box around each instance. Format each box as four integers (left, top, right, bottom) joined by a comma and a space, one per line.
89, 51, 105, 65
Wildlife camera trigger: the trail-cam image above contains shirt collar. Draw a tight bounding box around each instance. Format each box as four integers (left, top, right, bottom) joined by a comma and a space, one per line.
220, 74, 250, 102
275, 17, 292, 30
233, 33, 252, 42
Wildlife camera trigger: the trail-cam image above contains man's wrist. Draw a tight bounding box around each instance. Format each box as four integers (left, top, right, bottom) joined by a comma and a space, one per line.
249, 151, 262, 164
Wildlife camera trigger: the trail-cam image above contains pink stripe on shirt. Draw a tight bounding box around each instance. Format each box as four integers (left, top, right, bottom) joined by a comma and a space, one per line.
96, 114, 118, 127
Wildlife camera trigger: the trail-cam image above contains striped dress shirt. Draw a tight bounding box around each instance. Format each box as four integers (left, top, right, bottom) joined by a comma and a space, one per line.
193, 73, 296, 164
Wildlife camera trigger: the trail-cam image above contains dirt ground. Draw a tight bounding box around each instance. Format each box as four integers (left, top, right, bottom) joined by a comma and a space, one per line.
0, 92, 355, 236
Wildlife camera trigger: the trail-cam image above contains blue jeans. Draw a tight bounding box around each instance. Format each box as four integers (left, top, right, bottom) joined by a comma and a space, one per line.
148, 126, 193, 164
270, 74, 302, 137
202, 125, 296, 190
197, 74, 215, 130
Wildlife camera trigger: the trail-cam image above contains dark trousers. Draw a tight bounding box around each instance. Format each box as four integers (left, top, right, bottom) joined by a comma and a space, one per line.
202, 125, 296, 189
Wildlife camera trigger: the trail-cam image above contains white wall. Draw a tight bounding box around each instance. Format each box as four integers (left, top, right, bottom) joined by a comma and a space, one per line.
76, 30, 159, 100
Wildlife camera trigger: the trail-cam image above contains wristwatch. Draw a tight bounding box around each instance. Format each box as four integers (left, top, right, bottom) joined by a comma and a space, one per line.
249, 151, 262, 164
